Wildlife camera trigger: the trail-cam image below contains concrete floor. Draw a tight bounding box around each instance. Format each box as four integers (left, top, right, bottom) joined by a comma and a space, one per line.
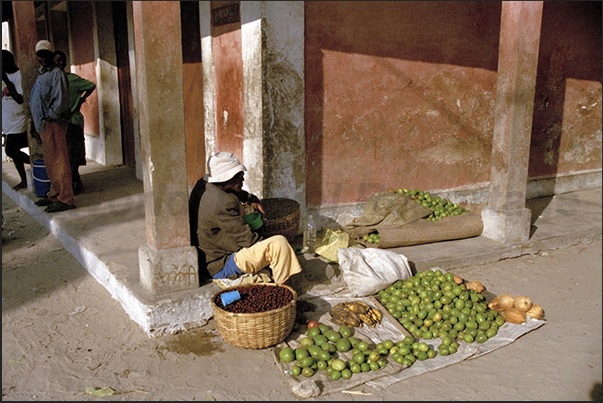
2, 160, 602, 337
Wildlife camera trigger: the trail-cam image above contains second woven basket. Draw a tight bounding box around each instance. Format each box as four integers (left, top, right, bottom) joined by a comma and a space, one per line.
257, 198, 300, 243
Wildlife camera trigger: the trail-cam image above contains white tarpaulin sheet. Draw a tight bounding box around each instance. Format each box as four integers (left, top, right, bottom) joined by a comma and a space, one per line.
274, 294, 546, 396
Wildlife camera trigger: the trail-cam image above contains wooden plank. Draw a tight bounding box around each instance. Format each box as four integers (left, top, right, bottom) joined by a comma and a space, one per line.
369, 296, 411, 338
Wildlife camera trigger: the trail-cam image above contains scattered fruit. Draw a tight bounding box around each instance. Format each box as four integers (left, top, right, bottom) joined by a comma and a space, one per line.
513, 296, 533, 313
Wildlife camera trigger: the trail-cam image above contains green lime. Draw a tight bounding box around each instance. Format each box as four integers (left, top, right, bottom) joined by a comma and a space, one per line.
339, 325, 353, 338
295, 347, 309, 360
313, 334, 328, 346
279, 347, 295, 363
361, 363, 371, 372
357, 341, 369, 351
336, 338, 352, 352
307, 345, 322, 358
331, 358, 346, 371
298, 356, 315, 368
329, 370, 341, 381
341, 368, 353, 379
300, 337, 314, 348
316, 360, 328, 370
352, 352, 365, 364
348, 336, 360, 347
417, 342, 430, 352
318, 349, 331, 362
291, 365, 301, 376
307, 327, 321, 338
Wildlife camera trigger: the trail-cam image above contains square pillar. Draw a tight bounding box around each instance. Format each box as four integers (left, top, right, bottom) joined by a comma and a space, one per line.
11, 1, 43, 162
482, 1, 544, 244
132, 1, 199, 294
241, 1, 306, 205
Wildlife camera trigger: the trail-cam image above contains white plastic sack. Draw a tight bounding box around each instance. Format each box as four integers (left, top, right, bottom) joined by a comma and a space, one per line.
337, 247, 412, 297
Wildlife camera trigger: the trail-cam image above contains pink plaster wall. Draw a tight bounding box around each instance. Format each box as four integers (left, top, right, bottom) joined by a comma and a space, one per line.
211, 1, 244, 161
68, 1, 99, 138
305, 1, 502, 206
529, 1, 602, 178
305, 1, 602, 207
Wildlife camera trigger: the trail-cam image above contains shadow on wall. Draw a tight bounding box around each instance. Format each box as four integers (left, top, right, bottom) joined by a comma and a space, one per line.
305, 1, 503, 208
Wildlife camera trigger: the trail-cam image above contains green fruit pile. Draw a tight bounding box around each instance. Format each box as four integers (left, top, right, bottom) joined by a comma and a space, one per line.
387, 187, 469, 222
376, 270, 505, 344
361, 231, 380, 244
280, 322, 444, 380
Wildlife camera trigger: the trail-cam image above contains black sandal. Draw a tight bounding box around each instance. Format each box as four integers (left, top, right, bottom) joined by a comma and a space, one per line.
12, 182, 27, 191
44, 201, 76, 213
35, 198, 54, 206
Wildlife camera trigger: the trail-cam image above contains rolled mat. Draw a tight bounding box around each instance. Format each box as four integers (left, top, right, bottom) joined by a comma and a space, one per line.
354, 203, 484, 248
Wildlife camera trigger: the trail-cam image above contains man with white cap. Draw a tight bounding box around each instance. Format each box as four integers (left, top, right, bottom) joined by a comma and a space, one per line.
29, 39, 74, 213
195, 151, 302, 285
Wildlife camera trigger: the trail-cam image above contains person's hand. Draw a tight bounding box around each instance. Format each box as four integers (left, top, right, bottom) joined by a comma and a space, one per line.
251, 202, 265, 216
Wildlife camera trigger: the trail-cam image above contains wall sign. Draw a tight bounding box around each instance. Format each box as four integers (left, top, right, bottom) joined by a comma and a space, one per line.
213, 3, 240, 27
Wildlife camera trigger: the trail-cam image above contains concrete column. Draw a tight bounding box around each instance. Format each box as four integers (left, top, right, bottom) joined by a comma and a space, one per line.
200, 1, 216, 156
90, 2, 123, 166
240, 1, 306, 209
132, 1, 199, 295
481, 1, 543, 244
11, 1, 43, 161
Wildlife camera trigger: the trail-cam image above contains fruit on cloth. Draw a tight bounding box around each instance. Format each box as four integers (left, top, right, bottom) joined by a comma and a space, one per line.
513, 295, 533, 313
329, 301, 383, 328
488, 293, 515, 312
501, 307, 526, 324
279, 347, 295, 363
307, 320, 320, 329
466, 280, 485, 293
395, 188, 470, 221
526, 303, 545, 319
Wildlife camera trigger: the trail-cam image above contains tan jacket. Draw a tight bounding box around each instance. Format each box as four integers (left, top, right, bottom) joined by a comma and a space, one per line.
196, 183, 262, 276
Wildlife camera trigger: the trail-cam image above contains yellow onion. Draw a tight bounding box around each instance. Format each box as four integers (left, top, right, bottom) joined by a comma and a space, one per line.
466, 280, 485, 294
453, 274, 464, 285
526, 303, 544, 320
513, 295, 533, 313
502, 307, 526, 324
488, 293, 514, 312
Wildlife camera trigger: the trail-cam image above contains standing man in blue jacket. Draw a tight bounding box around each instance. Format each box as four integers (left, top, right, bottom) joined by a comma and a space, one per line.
29, 40, 75, 213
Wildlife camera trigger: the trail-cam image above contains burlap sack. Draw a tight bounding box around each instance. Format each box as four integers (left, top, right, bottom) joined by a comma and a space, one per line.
343, 191, 433, 241
354, 203, 484, 248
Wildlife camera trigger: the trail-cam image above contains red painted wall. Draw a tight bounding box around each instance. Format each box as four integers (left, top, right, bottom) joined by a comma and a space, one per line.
305, 1, 601, 207
529, 1, 602, 178
305, 1, 502, 206
68, 1, 99, 138
211, 1, 244, 161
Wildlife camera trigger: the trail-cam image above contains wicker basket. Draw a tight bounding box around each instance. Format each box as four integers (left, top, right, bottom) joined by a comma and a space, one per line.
257, 198, 300, 243
211, 283, 297, 349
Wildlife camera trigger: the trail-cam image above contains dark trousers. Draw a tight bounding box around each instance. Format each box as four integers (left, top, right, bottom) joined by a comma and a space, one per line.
4, 131, 31, 182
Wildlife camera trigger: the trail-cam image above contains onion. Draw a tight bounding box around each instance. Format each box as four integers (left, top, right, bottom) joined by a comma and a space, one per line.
466, 280, 485, 293
502, 307, 526, 324
513, 296, 533, 313
526, 303, 544, 320
488, 293, 514, 312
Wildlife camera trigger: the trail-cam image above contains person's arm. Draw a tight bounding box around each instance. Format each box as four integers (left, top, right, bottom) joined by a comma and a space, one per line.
71, 76, 96, 113
234, 190, 266, 215
46, 69, 71, 121
2, 72, 24, 105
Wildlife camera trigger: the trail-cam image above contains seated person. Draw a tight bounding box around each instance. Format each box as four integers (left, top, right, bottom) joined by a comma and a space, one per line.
195, 151, 302, 285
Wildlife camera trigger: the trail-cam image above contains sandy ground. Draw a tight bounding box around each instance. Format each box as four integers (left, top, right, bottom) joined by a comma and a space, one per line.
2, 193, 602, 401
